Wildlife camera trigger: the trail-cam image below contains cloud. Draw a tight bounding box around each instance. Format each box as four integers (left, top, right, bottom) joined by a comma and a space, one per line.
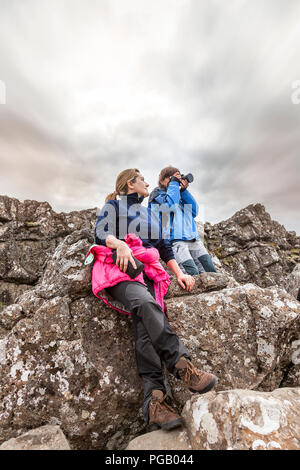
0, 0, 299, 233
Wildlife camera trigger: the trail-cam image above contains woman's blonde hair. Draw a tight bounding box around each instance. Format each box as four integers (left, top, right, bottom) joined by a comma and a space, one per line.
105, 168, 140, 202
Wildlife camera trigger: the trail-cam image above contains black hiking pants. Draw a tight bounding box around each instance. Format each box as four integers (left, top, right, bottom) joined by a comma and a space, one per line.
106, 277, 190, 423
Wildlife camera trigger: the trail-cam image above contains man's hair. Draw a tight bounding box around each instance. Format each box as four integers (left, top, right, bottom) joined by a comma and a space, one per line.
158, 166, 180, 186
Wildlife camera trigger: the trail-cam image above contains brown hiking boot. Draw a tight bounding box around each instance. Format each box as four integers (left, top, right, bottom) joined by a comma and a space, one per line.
175, 357, 218, 394
148, 390, 183, 431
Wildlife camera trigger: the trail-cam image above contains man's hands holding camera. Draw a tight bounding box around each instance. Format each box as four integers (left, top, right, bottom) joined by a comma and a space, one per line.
169, 171, 189, 191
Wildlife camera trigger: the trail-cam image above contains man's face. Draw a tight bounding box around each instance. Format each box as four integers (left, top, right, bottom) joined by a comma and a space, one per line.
160, 176, 171, 189
161, 170, 182, 189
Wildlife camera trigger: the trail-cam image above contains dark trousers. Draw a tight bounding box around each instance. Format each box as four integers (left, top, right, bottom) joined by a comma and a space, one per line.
106, 278, 190, 422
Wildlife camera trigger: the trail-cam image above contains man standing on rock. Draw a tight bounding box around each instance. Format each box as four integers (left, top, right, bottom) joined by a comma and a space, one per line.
148, 166, 216, 275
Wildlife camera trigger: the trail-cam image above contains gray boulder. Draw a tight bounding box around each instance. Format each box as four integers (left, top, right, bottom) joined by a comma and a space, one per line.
182, 387, 300, 450
0, 424, 70, 450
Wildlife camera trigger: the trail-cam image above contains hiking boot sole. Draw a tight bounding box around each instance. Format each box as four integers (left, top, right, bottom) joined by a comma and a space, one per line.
149, 417, 183, 432
189, 376, 218, 394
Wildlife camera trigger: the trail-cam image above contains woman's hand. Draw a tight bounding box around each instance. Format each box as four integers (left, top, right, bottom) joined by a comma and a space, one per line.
115, 241, 137, 273
176, 271, 195, 292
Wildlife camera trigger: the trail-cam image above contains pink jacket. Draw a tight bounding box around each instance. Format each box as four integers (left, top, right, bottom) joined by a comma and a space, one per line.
85, 233, 170, 315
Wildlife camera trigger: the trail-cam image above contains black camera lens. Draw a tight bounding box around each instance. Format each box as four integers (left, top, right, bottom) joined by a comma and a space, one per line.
181, 173, 194, 183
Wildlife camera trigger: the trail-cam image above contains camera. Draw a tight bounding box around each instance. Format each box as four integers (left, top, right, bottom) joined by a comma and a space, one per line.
181, 173, 194, 183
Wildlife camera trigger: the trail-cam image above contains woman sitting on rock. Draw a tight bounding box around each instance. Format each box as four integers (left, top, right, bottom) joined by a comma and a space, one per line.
89, 168, 218, 431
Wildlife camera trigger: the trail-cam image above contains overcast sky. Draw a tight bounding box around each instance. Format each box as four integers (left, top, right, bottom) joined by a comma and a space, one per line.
0, 0, 299, 233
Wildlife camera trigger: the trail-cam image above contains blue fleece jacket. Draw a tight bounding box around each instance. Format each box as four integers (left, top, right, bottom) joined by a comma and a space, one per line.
148, 181, 199, 242
94, 192, 175, 264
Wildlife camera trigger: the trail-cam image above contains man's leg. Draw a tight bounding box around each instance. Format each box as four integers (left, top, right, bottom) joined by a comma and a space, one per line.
188, 240, 216, 273
172, 241, 199, 275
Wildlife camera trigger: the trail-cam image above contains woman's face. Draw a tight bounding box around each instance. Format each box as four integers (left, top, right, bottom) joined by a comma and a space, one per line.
127, 173, 149, 197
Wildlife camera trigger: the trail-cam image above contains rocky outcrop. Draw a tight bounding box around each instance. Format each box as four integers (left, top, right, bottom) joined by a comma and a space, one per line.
285, 263, 300, 299
280, 339, 300, 388
204, 204, 300, 289
126, 387, 300, 450
0, 195, 96, 306
182, 387, 300, 450
1, 197, 298, 305
0, 227, 299, 449
0, 196, 299, 450
164, 271, 239, 299
0, 228, 149, 450
0, 424, 70, 450
165, 283, 300, 409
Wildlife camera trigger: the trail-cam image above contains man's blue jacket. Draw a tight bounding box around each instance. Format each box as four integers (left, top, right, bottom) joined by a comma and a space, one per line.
148, 180, 199, 242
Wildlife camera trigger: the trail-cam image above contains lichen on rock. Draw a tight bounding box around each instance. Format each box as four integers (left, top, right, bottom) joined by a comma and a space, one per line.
0, 196, 299, 450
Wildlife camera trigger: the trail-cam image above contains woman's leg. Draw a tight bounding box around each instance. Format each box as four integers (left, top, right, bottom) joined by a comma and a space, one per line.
106, 281, 190, 375
106, 280, 189, 422
133, 315, 166, 423
106, 279, 218, 420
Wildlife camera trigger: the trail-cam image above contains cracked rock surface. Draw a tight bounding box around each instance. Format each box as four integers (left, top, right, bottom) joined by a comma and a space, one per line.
0, 196, 299, 450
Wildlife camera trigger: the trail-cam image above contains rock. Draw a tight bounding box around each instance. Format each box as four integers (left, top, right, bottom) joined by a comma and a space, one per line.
280, 339, 300, 388
0, 304, 24, 330
164, 272, 239, 299
0, 304, 145, 449
0, 281, 33, 308
126, 428, 192, 450
0, 228, 148, 450
165, 283, 300, 407
0, 424, 70, 450
0, 196, 299, 450
204, 204, 300, 289
36, 231, 94, 301
0, 194, 96, 297
0, 264, 298, 449
285, 263, 300, 299
182, 387, 300, 450
281, 365, 300, 388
